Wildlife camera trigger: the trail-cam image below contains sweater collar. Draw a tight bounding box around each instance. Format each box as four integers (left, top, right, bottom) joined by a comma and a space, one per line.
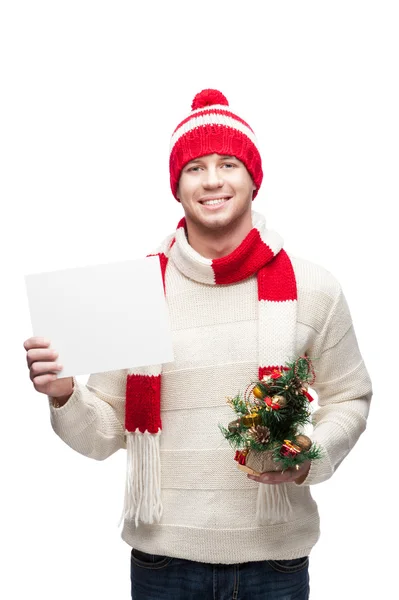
169, 211, 284, 285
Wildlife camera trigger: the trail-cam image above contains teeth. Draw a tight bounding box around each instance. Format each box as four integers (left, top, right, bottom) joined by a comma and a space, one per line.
202, 198, 228, 206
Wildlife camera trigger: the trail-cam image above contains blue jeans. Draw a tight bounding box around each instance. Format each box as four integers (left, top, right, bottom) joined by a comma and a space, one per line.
130, 549, 310, 599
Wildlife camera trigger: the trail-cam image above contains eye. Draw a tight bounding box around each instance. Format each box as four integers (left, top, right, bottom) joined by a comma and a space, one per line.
222, 163, 235, 169
187, 166, 201, 172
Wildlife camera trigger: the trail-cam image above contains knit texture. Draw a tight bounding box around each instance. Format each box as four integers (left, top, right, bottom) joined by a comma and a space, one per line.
48, 214, 372, 563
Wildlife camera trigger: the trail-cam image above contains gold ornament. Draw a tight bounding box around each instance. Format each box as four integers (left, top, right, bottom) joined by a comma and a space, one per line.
252, 385, 265, 399
294, 435, 312, 451
227, 419, 242, 433
241, 412, 262, 427
271, 395, 287, 408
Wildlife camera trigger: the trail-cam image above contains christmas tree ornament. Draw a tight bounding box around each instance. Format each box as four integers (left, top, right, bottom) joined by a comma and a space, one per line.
295, 434, 312, 451
228, 419, 242, 433
302, 389, 314, 402
248, 425, 271, 445
219, 356, 323, 496
252, 384, 266, 399
234, 449, 249, 465
270, 369, 283, 380
280, 440, 302, 458
241, 412, 262, 427
265, 394, 287, 410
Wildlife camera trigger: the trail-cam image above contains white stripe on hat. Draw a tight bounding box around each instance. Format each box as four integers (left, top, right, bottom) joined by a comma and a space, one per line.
189, 104, 233, 116
170, 113, 259, 153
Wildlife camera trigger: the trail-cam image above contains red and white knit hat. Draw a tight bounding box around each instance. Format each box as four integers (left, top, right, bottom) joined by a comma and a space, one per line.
169, 89, 263, 200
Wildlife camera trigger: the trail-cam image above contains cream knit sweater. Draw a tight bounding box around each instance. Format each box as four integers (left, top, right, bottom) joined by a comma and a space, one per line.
49, 251, 372, 564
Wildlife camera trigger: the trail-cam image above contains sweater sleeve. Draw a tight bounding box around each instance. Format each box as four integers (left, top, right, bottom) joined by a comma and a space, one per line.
296, 286, 372, 486
48, 369, 127, 460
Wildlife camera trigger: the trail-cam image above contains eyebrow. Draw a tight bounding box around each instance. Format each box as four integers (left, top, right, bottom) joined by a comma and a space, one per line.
186, 155, 237, 165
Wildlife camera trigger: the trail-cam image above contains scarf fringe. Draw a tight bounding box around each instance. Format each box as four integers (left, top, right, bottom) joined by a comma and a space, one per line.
255, 483, 293, 524
120, 430, 163, 527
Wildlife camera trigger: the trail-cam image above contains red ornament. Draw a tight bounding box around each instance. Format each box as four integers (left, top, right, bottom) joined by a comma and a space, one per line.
270, 369, 283, 380
265, 396, 282, 410
234, 450, 248, 465
303, 389, 314, 402
280, 440, 301, 458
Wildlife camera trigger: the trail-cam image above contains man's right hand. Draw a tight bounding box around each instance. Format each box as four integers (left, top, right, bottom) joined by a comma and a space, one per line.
23, 337, 73, 405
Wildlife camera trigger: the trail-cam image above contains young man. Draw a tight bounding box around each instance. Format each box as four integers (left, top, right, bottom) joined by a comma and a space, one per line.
24, 89, 372, 599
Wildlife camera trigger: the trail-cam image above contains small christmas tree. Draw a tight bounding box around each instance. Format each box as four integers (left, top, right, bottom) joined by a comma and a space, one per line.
219, 356, 323, 474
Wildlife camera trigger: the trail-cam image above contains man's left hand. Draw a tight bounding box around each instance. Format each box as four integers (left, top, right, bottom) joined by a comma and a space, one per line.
247, 460, 311, 485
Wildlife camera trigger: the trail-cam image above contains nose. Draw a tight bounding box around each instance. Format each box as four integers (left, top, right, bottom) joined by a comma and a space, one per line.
202, 166, 224, 189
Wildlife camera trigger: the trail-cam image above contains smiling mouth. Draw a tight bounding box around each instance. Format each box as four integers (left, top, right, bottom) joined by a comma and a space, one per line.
200, 197, 232, 206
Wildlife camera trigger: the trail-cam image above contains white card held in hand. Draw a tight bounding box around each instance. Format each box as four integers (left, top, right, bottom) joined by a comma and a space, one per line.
24, 256, 174, 378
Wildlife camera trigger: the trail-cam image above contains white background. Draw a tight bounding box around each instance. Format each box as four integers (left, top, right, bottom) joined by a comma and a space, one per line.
1, 1, 398, 598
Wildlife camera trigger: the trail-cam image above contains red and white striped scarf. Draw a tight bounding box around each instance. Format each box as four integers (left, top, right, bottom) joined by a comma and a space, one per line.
122, 212, 297, 526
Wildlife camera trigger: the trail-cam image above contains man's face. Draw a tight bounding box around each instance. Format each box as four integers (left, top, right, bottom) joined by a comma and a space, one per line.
176, 154, 256, 233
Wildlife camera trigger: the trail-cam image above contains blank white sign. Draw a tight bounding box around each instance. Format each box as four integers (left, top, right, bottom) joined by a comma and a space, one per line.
24, 256, 174, 378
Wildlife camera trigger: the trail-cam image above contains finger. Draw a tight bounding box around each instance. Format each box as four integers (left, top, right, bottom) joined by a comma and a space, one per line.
23, 337, 51, 351
32, 373, 59, 391
248, 471, 295, 485
27, 348, 58, 368
30, 361, 63, 381
264, 466, 308, 484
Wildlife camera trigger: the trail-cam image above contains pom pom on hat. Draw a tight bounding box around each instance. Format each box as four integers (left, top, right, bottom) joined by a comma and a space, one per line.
191, 89, 229, 110
169, 89, 263, 201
